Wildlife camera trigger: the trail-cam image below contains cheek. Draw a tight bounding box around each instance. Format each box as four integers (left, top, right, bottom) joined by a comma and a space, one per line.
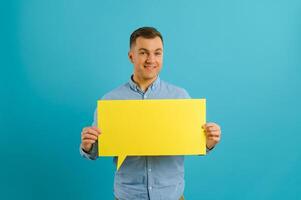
157, 61, 163, 68
136, 57, 146, 65
157, 57, 163, 64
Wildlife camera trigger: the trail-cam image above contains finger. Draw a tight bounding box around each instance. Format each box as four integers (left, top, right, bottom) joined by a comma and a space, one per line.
205, 128, 220, 134
82, 127, 88, 133
206, 127, 220, 133
205, 126, 221, 133
82, 127, 101, 135
204, 122, 220, 129
206, 132, 221, 138
82, 139, 97, 145
90, 126, 102, 134
207, 136, 220, 142
83, 128, 100, 137
205, 130, 221, 135
82, 134, 98, 141
207, 134, 220, 139
207, 135, 220, 141
206, 126, 220, 132
206, 125, 220, 130
206, 132, 221, 137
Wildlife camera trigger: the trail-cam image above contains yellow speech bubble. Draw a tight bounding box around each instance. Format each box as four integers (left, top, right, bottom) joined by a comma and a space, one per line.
97, 99, 206, 170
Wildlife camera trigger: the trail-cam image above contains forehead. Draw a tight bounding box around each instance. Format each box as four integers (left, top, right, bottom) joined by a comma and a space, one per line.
133, 36, 163, 51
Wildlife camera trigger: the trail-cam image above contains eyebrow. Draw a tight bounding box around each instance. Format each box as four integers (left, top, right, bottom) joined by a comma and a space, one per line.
138, 48, 163, 52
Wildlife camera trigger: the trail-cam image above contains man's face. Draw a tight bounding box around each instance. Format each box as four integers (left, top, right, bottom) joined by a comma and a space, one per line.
128, 36, 163, 82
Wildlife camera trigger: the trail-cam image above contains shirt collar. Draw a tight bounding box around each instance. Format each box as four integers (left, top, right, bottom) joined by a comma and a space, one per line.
129, 75, 161, 92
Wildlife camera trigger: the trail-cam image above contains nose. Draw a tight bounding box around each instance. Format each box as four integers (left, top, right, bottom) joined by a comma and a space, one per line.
146, 53, 155, 63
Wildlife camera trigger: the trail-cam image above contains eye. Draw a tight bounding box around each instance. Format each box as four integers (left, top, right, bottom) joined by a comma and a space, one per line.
155, 52, 162, 56
139, 52, 146, 55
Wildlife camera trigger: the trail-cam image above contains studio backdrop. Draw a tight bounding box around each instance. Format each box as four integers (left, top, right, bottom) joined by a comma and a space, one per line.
1, 0, 300, 199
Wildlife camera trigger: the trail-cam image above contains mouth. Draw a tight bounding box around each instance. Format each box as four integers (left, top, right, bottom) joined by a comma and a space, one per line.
144, 65, 156, 70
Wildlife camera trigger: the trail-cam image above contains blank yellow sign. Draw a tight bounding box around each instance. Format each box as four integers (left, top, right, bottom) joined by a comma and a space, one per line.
97, 99, 206, 170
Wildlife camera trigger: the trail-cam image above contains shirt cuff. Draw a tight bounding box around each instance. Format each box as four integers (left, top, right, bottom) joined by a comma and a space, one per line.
79, 144, 97, 160
206, 145, 215, 153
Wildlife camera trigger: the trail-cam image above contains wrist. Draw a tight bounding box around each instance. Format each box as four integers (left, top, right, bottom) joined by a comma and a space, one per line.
81, 144, 92, 153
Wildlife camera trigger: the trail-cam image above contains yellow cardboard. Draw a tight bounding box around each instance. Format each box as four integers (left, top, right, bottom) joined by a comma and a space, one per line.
97, 99, 206, 170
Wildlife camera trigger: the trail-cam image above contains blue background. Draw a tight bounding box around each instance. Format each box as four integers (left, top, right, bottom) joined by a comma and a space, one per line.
1, 0, 300, 199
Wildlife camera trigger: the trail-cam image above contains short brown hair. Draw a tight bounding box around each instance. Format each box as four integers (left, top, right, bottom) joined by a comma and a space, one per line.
130, 27, 163, 48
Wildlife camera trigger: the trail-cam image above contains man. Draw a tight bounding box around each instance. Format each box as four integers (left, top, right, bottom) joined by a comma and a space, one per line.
80, 27, 221, 200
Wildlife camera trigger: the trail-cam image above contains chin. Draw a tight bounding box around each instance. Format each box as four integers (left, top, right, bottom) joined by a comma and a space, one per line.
144, 74, 158, 80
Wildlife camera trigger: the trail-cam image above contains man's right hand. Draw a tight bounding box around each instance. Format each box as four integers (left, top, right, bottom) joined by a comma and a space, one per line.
81, 126, 101, 153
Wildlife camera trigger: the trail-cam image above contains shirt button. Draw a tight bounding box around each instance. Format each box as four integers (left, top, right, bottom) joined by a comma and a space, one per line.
149, 186, 152, 190
148, 168, 151, 172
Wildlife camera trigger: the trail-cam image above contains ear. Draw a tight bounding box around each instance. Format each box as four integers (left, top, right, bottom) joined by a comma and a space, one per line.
128, 51, 134, 64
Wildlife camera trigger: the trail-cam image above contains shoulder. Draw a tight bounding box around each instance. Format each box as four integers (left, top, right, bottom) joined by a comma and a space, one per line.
101, 83, 130, 100
160, 80, 191, 98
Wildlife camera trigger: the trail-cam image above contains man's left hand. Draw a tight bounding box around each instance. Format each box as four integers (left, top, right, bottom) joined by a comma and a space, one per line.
202, 122, 221, 150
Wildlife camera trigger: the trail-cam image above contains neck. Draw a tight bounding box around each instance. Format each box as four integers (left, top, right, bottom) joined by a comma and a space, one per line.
132, 75, 157, 92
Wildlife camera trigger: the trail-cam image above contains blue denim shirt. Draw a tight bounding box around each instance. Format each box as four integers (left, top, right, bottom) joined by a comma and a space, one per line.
80, 76, 206, 200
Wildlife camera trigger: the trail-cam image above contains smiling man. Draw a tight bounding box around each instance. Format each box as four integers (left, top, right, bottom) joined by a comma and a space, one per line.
129, 34, 163, 91
80, 27, 221, 200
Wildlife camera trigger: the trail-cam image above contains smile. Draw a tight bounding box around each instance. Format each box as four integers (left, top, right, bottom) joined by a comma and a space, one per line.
144, 65, 156, 69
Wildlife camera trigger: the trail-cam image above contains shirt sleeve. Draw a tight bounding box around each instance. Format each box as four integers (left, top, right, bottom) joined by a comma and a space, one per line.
181, 88, 191, 99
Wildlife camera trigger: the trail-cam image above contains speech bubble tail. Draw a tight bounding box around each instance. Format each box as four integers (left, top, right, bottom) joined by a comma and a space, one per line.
117, 155, 126, 170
